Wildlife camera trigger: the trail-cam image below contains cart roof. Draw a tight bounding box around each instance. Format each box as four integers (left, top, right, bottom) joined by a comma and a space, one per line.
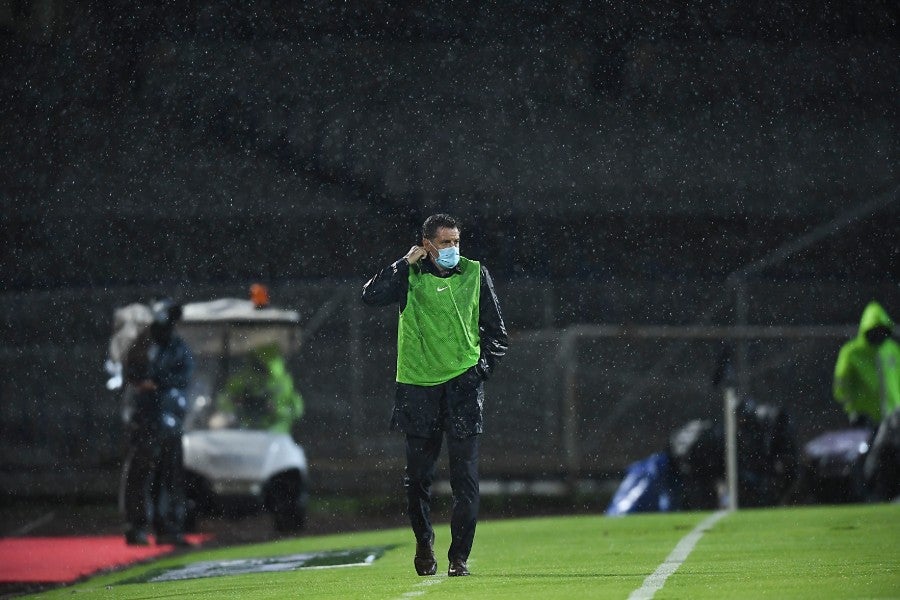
109, 298, 302, 363
181, 298, 300, 325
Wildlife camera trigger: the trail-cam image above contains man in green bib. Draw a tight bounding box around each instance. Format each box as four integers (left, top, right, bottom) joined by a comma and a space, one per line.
362, 213, 508, 577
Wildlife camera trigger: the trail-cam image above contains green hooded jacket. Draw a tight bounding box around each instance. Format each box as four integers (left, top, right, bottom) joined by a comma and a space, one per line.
833, 301, 900, 423
218, 344, 304, 434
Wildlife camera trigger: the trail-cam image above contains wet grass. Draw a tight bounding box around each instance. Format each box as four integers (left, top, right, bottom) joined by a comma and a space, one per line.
18, 503, 900, 599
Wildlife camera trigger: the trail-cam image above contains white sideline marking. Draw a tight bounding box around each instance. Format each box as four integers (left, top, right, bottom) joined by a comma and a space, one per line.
393, 576, 444, 599
393, 558, 475, 599
628, 510, 728, 600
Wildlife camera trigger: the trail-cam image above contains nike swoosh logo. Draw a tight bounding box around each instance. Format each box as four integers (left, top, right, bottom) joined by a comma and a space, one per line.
437, 286, 449, 292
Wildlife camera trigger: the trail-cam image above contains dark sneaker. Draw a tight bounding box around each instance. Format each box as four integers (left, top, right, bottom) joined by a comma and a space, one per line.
125, 529, 149, 546
448, 558, 470, 577
156, 533, 191, 547
414, 536, 437, 576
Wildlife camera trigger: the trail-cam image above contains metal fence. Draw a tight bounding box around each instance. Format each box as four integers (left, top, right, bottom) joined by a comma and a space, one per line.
523, 324, 856, 480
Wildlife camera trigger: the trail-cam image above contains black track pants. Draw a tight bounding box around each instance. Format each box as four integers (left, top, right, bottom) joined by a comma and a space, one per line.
405, 431, 480, 561
121, 431, 186, 536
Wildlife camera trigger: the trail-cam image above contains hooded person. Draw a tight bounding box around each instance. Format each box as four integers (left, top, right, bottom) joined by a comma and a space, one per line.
120, 298, 194, 546
217, 342, 304, 434
833, 301, 900, 501
833, 301, 900, 427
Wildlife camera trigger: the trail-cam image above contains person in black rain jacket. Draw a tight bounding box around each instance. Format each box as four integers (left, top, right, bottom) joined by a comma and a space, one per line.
120, 298, 194, 546
362, 213, 508, 577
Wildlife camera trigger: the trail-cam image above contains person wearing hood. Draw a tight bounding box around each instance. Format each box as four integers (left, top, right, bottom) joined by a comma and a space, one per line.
833, 301, 900, 426
217, 343, 304, 434
833, 301, 900, 500
120, 298, 194, 546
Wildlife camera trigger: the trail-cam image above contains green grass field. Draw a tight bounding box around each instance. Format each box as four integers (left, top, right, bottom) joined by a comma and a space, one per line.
24, 503, 900, 599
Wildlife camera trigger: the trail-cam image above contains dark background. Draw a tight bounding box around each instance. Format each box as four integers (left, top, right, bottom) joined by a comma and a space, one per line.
1, 1, 898, 503
3, 0, 898, 289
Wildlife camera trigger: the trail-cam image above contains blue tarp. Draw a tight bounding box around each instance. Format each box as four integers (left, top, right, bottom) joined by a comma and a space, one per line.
606, 452, 681, 515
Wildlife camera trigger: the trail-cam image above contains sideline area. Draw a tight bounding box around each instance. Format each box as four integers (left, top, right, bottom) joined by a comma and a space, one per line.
628, 510, 729, 599
0, 534, 210, 584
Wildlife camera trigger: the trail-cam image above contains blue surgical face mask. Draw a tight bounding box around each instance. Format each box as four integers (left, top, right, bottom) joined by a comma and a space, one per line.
429, 242, 460, 269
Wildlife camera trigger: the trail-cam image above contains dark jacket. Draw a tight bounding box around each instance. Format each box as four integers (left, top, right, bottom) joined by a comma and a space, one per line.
361, 256, 508, 380
124, 330, 194, 436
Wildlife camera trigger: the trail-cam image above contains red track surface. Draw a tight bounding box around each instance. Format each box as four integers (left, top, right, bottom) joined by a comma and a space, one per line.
0, 535, 210, 583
